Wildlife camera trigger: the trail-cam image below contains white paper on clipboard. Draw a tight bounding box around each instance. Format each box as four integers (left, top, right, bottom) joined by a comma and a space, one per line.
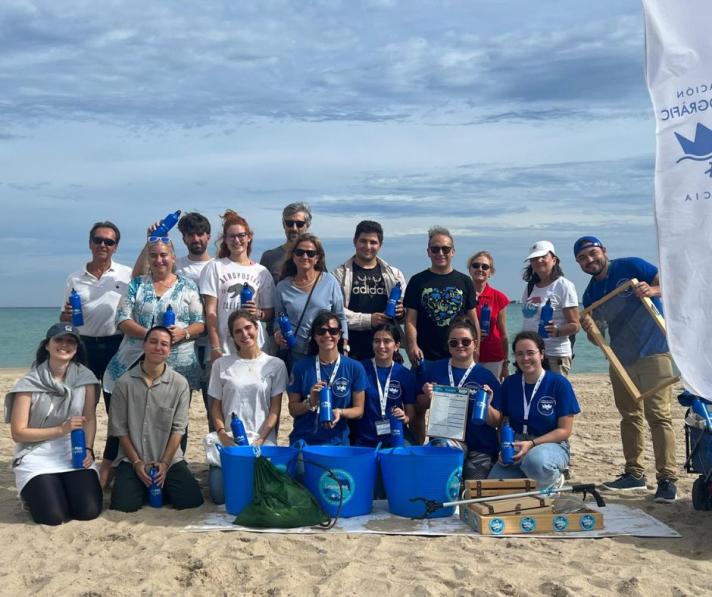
426, 384, 469, 441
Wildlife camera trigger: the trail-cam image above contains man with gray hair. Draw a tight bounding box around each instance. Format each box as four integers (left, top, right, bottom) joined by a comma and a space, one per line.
260, 202, 312, 284
404, 226, 479, 363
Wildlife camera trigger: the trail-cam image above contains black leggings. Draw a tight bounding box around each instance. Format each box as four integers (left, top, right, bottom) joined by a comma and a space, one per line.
21, 469, 103, 526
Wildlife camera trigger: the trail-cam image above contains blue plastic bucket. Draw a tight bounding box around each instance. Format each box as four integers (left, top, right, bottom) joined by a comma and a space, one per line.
219, 445, 298, 515
302, 445, 377, 517
379, 446, 464, 518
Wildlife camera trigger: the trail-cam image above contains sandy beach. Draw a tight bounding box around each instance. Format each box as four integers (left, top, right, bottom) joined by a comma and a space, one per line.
1, 369, 711, 596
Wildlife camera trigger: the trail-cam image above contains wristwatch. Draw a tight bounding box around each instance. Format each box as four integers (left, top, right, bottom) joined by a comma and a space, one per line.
303, 397, 317, 412
185, 330, 191, 341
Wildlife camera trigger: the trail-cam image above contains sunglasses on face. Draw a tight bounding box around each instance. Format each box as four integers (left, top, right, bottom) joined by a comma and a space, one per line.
448, 337, 474, 348
284, 219, 307, 229
294, 248, 318, 258
470, 262, 490, 271
227, 232, 249, 241
315, 326, 340, 336
148, 236, 171, 244
429, 245, 452, 255
92, 236, 117, 247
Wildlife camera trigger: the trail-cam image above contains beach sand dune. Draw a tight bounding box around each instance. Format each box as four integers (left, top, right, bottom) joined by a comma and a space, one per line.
1, 371, 711, 596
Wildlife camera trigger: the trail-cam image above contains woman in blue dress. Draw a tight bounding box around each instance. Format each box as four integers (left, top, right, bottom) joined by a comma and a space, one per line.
353, 322, 417, 447
486, 331, 580, 488
287, 310, 367, 445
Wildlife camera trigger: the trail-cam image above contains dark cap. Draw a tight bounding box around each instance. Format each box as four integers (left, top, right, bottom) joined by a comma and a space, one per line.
573, 236, 603, 257
46, 322, 81, 341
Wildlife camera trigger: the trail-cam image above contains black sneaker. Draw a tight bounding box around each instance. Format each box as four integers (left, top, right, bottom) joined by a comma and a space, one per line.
654, 479, 677, 503
602, 473, 647, 491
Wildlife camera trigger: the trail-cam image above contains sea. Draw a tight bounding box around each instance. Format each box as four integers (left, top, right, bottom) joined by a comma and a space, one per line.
0, 306, 608, 372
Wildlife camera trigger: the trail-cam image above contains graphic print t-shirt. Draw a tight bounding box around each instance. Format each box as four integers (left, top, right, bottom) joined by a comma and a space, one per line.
403, 269, 476, 360
348, 263, 387, 360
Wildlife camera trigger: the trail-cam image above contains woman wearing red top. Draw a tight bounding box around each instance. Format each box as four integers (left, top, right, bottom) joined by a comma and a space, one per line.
467, 251, 510, 381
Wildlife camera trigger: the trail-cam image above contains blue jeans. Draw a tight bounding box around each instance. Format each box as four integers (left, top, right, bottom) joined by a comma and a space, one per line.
208, 465, 225, 505
489, 442, 570, 488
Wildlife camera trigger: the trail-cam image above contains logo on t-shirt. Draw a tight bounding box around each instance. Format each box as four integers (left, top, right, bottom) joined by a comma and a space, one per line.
537, 396, 556, 417
332, 377, 350, 397
387, 380, 402, 400
421, 287, 464, 327
522, 296, 542, 319
615, 278, 634, 298
463, 381, 481, 395
352, 273, 386, 295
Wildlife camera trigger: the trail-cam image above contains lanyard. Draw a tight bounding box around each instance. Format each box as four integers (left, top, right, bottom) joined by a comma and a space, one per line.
448, 359, 476, 389
521, 370, 545, 435
371, 359, 394, 418
315, 355, 341, 388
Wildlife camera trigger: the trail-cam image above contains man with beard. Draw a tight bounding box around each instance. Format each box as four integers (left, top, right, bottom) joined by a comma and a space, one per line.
260, 202, 312, 285
574, 235, 677, 503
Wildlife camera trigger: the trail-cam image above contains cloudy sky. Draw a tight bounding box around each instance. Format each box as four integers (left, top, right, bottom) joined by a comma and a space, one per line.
0, 0, 658, 307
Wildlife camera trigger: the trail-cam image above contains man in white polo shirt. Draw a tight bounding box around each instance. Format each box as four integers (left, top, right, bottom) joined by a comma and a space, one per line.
61, 220, 132, 487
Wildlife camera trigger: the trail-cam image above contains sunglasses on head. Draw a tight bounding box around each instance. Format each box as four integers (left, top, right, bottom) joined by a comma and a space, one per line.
470, 262, 490, 271
429, 245, 452, 255
448, 337, 474, 348
148, 236, 171, 244
284, 219, 307, 229
315, 326, 340, 336
92, 236, 117, 247
294, 248, 318, 258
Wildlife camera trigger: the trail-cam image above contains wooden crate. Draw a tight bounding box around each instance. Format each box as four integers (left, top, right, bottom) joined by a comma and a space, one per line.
461, 504, 604, 535
464, 478, 537, 499
468, 496, 552, 516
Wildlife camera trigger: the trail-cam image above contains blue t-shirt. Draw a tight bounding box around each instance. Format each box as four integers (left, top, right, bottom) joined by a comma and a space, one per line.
424, 358, 500, 456
353, 360, 417, 446
582, 257, 668, 365
288, 355, 368, 445
493, 371, 580, 438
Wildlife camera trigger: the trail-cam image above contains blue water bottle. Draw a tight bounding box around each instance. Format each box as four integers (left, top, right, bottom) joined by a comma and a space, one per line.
153, 210, 182, 236
500, 420, 515, 465
384, 282, 402, 319
148, 466, 163, 508
240, 283, 254, 305
470, 388, 488, 426
162, 305, 176, 327
69, 289, 84, 327
278, 313, 297, 348
71, 428, 86, 468
479, 303, 491, 336
538, 299, 553, 338
389, 415, 405, 447
318, 386, 333, 424
230, 413, 249, 445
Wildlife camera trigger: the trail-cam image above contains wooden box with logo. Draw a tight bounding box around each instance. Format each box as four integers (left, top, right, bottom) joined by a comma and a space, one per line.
460, 504, 604, 535
467, 495, 552, 516
464, 478, 538, 499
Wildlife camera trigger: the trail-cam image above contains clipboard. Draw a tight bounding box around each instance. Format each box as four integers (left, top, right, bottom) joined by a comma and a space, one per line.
426, 384, 469, 441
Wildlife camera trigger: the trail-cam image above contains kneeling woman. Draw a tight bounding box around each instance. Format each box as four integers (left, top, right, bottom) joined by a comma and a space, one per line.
207, 309, 288, 504
353, 322, 417, 447
108, 326, 203, 512
420, 318, 501, 480
288, 310, 367, 445
486, 331, 580, 488
6, 323, 102, 526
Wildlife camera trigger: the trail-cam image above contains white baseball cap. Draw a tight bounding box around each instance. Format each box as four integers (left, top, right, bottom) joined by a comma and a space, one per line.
525, 240, 557, 261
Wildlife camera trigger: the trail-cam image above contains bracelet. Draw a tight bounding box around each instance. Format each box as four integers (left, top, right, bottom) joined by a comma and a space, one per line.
160, 460, 170, 467
530, 439, 536, 448
86, 447, 95, 456
132, 458, 143, 466
217, 427, 226, 434
211, 346, 222, 352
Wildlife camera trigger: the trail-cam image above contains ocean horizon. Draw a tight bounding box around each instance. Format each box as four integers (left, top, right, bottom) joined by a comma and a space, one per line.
0, 307, 609, 372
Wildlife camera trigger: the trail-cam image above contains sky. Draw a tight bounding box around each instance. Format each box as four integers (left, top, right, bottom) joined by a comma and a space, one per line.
0, 0, 659, 307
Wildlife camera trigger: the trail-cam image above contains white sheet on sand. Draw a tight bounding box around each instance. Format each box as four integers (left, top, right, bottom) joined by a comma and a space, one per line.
183, 501, 680, 539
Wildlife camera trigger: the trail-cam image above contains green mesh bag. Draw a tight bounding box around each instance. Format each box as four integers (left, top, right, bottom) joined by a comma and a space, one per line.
234, 456, 330, 528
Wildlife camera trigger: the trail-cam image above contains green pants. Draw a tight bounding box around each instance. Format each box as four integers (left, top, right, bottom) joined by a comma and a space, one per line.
110, 460, 204, 512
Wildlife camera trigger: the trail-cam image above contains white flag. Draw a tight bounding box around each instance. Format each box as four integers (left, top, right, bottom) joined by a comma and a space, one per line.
643, 0, 712, 396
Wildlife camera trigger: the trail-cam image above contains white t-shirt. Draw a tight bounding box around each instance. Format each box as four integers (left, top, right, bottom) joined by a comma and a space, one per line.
175, 255, 212, 285
199, 258, 275, 354
521, 277, 579, 357
208, 352, 288, 445
63, 261, 133, 337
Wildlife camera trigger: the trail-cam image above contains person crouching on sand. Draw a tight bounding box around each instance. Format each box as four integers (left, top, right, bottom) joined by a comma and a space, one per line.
108, 326, 203, 512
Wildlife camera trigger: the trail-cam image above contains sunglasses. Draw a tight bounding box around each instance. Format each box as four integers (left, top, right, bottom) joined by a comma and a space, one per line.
470, 262, 490, 271
227, 232, 249, 241
429, 245, 452, 255
448, 337, 474, 348
92, 236, 117, 247
284, 219, 307, 229
315, 326, 340, 336
148, 236, 171, 244
294, 248, 318, 258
